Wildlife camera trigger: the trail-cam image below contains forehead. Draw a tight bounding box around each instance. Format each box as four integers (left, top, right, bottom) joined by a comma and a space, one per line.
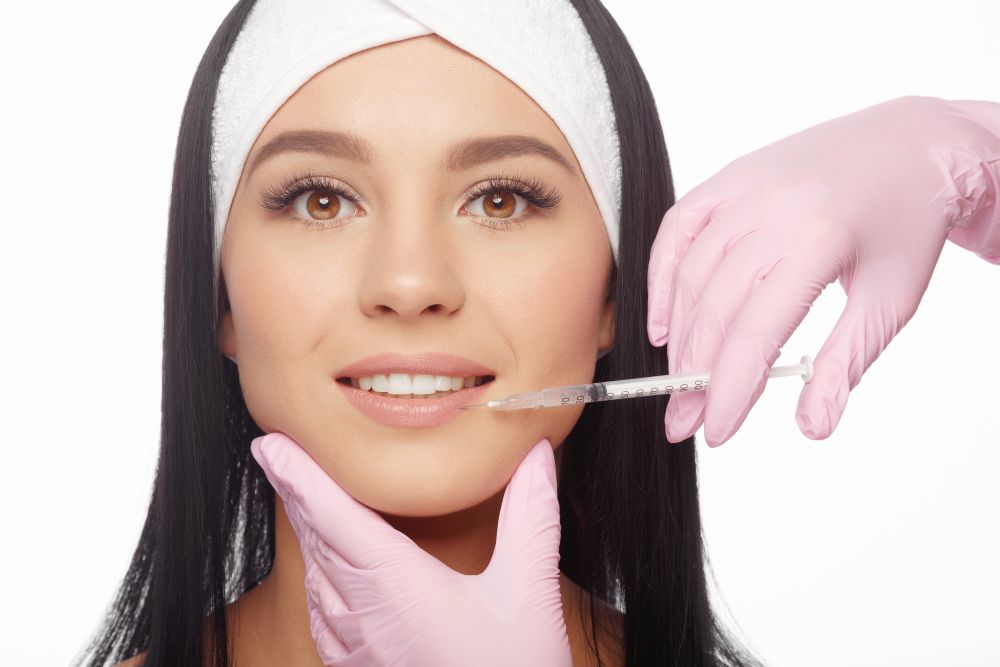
254, 34, 578, 167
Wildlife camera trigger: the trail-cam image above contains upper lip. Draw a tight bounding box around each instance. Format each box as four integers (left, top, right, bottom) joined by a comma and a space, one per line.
335, 352, 496, 379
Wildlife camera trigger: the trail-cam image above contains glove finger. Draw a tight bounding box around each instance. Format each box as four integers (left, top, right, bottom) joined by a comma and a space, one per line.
662, 262, 706, 440
487, 438, 561, 580
273, 501, 352, 665
703, 253, 838, 446
662, 211, 751, 440
302, 549, 350, 664
663, 327, 706, 443
304, 537, 424, 666
795, 270, 915, 439
250, 432, 422, 572
664, 220, 778, 442
647, 184, 718, 347
281, 500, 351, 625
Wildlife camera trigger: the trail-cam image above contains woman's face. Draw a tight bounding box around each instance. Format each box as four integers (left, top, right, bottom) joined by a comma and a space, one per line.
218, 34, 614, 517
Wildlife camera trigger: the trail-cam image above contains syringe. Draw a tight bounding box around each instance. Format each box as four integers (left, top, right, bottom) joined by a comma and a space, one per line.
461, 355, 813, 410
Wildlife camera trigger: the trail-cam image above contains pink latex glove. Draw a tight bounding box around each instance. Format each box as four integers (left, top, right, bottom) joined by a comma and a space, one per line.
647, 95, 1000, 447
250, 432, 572, 666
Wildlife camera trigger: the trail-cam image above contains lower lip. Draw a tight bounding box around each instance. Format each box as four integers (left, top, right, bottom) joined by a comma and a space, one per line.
335, 379, 492, 428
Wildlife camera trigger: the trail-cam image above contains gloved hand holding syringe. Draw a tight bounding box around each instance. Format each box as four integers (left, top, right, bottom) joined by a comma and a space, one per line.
462, 355, 814, 410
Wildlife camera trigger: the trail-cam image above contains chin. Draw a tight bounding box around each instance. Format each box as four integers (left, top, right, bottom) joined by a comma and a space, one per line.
313, 430, 537, 518
372, 491, 500, 519
342, 457, 510, 518
267, 401, 573, 518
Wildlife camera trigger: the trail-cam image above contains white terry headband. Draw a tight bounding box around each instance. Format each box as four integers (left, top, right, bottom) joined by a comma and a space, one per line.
211, 0, 622, 308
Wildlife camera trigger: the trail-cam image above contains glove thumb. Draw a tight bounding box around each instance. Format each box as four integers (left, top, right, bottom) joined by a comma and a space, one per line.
250, 432, 418, 569
486, 438, 562, 578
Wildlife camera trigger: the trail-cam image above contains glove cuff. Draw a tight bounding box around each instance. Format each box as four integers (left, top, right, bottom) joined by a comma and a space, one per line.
938, 98, 1000, 264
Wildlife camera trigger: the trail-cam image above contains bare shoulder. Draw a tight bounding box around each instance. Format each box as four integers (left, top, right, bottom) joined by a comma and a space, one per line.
561, 573, 625, 667
591, 597, 625, 667
113, 651, 147, 667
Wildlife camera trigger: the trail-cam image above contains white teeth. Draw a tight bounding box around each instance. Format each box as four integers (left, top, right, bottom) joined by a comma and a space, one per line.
387, 373, 412, 394
351, 373, 489, 396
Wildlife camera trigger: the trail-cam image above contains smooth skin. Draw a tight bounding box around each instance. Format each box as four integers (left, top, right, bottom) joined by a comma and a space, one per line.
209, 34, 620, 666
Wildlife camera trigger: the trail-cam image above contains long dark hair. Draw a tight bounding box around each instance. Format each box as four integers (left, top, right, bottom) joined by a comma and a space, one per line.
74, 1, 764, 665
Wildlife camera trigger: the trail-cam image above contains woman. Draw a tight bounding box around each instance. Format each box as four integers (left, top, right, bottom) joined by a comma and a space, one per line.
75, 0, 761, 665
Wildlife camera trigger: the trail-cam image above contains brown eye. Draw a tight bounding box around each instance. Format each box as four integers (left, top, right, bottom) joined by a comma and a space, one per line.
484, 190, 515, 218
289, 187, 361, 223
471, 188, 525, 219
304, 189, 340, 219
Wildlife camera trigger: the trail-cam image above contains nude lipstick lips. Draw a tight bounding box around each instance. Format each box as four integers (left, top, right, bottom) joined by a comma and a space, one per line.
334, 352, 496, 428
336, 380, 491, 428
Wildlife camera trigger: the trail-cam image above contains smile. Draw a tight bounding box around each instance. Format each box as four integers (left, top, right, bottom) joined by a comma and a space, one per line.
337, 373, 493, 398
335, 378, 494, 428
334, 353, 497, 428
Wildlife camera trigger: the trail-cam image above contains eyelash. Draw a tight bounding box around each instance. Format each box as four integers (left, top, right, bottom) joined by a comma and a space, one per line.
258, 171, 562, 231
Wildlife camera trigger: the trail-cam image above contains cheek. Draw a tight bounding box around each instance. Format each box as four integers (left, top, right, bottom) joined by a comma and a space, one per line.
506, 251, 609, 383
224, 231, 350, 434
482, 239, 610, 453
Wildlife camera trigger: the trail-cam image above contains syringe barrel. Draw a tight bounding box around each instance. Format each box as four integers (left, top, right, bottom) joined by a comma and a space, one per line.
541, 383, 605, 407
491, 355, 813, 410
542, 376, 703, 406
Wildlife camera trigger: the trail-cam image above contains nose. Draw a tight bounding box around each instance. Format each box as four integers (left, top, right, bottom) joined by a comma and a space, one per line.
358, 207, 465, 323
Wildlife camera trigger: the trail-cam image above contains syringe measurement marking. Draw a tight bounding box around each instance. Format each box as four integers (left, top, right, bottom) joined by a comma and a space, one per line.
605, 379, 708, 399
558, 379, 710, 405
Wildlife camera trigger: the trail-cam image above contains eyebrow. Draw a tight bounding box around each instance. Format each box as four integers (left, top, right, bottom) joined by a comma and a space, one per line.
245, 129, 576, 179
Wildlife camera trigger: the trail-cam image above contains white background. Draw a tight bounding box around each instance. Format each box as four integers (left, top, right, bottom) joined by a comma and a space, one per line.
2, 1, 998, 665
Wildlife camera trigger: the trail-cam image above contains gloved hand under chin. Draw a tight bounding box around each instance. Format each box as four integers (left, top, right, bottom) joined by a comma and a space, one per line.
250, 432, 572, 667
646, 95, 1000, 446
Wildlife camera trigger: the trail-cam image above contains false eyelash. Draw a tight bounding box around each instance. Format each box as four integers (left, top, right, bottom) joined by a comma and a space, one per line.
463, 173, 562, 230
257, 171, 562, 230
464, 173, 562, 211
259, 172, 360, 213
